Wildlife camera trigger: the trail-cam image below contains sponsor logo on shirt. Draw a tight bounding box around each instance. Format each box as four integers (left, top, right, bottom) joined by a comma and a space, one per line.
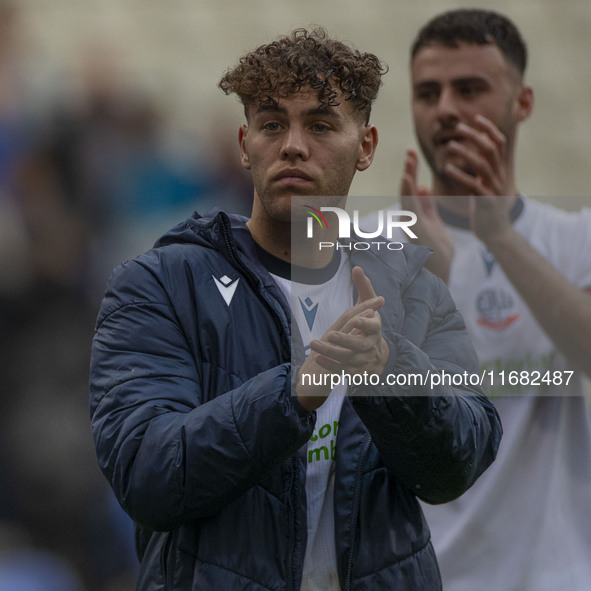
476, 287, 519, 330
308, 421, 339, 463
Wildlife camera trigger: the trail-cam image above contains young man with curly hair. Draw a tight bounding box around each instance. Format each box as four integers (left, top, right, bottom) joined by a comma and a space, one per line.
398, 9, 591, 591
89, 28, 501, 590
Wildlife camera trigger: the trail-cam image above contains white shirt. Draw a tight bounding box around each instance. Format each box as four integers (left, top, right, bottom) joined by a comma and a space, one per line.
420, 198, 591, 591
268, 250, 354, 591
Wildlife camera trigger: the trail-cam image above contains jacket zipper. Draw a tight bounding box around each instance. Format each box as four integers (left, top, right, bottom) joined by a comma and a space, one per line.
343, 250, 429, 590
344, 438, 372, 591
219, 213, 301, 589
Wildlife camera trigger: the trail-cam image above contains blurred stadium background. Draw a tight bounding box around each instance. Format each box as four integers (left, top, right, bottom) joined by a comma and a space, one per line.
0, 1, 588, 589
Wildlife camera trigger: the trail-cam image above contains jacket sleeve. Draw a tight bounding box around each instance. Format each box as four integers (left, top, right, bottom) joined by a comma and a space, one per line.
89, 258, 314, 531
350, 269, 502, 504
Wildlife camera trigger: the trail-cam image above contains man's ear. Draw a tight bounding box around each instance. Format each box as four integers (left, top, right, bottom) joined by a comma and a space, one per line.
238, 125, 251, 170
516, 85, 534, 123
356, 125, 379, 172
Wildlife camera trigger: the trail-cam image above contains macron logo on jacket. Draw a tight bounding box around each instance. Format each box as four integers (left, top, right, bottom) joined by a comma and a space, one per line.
213, 275, 240, 306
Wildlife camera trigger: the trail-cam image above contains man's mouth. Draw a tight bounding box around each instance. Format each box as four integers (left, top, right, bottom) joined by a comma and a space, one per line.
274, 169, 313, 184
433, 132, 465, 147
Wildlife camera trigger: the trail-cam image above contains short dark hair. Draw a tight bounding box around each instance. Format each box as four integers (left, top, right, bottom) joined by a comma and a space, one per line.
219, 26, 388, 123
411, 9, 527, 75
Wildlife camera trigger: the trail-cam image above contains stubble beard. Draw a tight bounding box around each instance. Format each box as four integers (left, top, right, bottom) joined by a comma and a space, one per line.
253, 170, 354, 224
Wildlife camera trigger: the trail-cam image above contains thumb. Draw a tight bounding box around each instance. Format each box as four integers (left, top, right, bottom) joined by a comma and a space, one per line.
352, 266, 377, 303
416, 192, 436, 218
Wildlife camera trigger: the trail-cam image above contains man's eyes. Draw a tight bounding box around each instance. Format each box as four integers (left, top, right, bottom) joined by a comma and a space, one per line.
415, 88, 439, 102
414, 85, 485, 102
458, 85, 483, 98
262, 121, 282, 132
260, 121, 331, 132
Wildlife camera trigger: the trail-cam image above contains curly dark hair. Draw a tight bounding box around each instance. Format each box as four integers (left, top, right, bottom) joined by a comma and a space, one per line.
411, 9, 527, 75
219, 27, 388, 123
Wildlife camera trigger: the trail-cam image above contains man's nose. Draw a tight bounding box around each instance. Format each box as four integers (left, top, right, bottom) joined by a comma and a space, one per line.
281, 125, 309, 160
436, 87, 460, 125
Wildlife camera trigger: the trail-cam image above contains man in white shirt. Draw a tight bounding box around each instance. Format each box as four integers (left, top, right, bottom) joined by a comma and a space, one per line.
399, 9, 591, 590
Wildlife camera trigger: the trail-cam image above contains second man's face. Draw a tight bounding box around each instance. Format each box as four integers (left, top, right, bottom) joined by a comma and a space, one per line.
411, 42, 524, 185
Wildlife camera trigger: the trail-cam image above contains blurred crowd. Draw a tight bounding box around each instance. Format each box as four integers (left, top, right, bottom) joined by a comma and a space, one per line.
0, 2, 252, 590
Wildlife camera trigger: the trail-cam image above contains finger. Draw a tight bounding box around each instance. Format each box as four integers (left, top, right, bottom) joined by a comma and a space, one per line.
445, 142, 495, 188
453, 123, 504, 172
339, 302, 384, 337
468, 195, 477, 222
400, 149, 418, 197
444, 163, 487, 195
343, 306, 380, 336
324, 296, 383, 334
322, 313, 383, 365
311, 341, 367, 369
470, 194, 499, 211
416, 193, 437, 216
417, 186, 432, 197
309, 339, 356, 365
312, 354, 346, 374
343, 307, 372, 336
327, 324, 380, 353
473, 115, 507, 154
312, 311, 382, 355
353, 266, 377, 303
336, 309, 382, 339
400, 194, 419, 218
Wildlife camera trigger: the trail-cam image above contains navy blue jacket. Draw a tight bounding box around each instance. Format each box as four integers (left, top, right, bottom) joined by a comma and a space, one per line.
89, 210, 501, 590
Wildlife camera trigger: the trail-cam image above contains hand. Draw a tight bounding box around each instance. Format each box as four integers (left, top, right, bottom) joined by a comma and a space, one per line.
443, 114, 509, 197
400, 147, 432, 199
400, 149, 454, 283
296, 267, 389, 411
311, 267, 388, 374
442, 115, 518, 247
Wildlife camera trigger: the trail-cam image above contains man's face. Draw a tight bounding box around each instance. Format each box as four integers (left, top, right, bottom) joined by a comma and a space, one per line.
239, 89, 377, 226
411, 42, 524, 186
